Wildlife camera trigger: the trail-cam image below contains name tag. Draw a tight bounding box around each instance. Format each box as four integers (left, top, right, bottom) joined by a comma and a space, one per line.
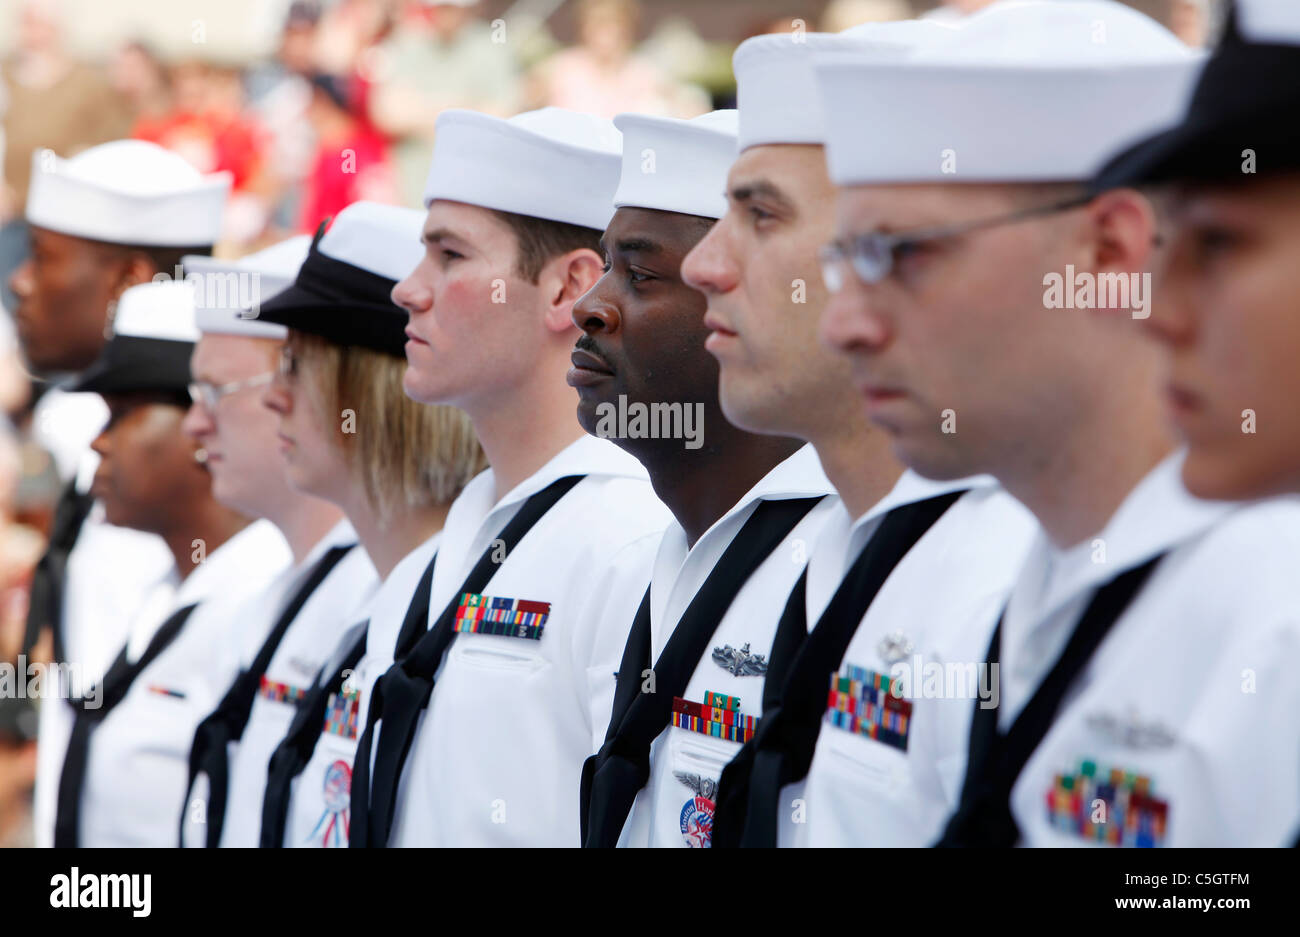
1047, 759, 1169, 847
258, 675, 308, 705
671, 692, 756, 744
824, 664, 911, 752
453, 593, 551, 640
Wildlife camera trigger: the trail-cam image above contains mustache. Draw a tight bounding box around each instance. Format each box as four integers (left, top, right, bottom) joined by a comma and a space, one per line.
573, 333, 606, 358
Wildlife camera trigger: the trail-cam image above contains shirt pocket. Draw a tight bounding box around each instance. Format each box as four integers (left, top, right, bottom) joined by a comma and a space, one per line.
821, 718, 908, 792
451, 636, 548, 674
294, 731, 359, 849
127, 684, 203, 756
665, 732, 736, 849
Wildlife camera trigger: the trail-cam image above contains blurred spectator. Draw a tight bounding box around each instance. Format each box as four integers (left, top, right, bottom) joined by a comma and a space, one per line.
298, 73, 397, 232
1, 415, 42, 633
822, 0, 911, 31
0, 0, 131, 222
314, 0, 396, 76
246, 1, 324, 232
922, 0, 1000, 21
132, 60, 273, 246
0, 696, 38, 849
0, 309, 28, 419
367, 0, 521, 207
528, 0, 708, 119
109, 40, 171, 131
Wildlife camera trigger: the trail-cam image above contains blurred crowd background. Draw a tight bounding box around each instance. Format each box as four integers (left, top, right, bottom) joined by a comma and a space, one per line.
0, 0, 1212, 847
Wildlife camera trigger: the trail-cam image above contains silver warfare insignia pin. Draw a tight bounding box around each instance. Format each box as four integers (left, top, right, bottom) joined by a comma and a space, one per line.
674, 771, 718, 801
876, 632, 914, 666
712, 642, 768, 677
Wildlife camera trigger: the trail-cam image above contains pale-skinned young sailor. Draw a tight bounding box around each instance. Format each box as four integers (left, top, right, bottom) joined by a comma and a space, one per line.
353, 108, 671, 847
815, 0, 1300, 846
7, 139, 230, 846
574, 111, 838, 849
176, 236, 382, 848
678, 20, 1037, 848
248, 202, 485, 848
54, 280, 290, 847
1093, 0, 1300, 503
1094, 0, 1300, 847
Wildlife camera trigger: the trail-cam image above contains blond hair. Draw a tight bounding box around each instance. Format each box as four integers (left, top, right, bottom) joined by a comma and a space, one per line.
294, 333, 486, 519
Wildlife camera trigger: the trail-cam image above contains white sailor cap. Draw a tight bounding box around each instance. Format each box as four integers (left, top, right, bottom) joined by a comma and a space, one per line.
1094, 0, 1300, 188
26, 140, 231, 247
734, 20, 956, 152
184, 236, 312, 339
611, 111, 739, 220
422, 107, 623, 230
71, 281, 197, 395
814, 0, 1205, 185
1236, 0, 1300, 44
253, 202, 425, 357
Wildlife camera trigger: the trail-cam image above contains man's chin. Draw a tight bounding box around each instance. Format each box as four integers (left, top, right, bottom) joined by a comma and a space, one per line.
717, 377, 778, 437
887, 433, 977, 484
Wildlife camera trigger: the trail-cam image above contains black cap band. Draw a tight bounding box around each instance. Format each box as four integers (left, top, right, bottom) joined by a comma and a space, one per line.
252, 220, 410, 357
70, 335, 194, 395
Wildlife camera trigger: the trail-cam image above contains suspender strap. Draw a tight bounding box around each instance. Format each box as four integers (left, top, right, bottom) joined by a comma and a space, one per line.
259, 627, 368, 848
54, 602, 200, 847
23, 480, 94, 663
183, 544, 354, 847
710, 568, 807, 847
719, 491, 966, 848
352, 474, 585, 847
937, 553, 1163, 847
579, 495, 827, 847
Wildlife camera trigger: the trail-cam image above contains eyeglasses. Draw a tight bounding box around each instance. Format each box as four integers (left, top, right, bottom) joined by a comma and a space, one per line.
187, 371, 275, 410
819, 195, 1094, 292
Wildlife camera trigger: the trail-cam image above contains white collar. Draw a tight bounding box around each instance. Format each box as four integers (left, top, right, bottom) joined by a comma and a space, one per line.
297, 518, 359, 571
174, 519, 289, 608
843, 470, 995, 559
465, 433, 648, 525
1016, 449, 1235, 624
669, 443, 833, 554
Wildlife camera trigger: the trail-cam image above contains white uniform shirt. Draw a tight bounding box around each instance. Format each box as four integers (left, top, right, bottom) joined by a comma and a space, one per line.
618, 444, 838, 848
176, 520, 378, 848
790, 473, 1037, 847
282, 533, 438, 848
387, 435, 671, 846
31, 453, 174, 848
76, 520, 290, 846
1005, 452, 1300, 847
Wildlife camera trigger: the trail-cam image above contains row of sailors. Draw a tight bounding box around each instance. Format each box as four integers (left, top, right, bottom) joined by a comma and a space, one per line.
12, 0, 1300, 848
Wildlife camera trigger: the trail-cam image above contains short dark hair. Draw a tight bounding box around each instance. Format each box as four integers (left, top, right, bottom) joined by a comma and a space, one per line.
488, 209, 603, 283
91, 241, 214, 279
125, 243, 214, 274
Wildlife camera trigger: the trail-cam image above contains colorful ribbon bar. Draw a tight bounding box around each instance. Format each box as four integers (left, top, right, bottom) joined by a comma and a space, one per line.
453, 592, 551, 640
823, 664, 912, 752
1046, 759, 1169, 847
703, 690, 740, 712
258, 675, 308, 705
322, 687, 360, 740
671, 696, 757, 744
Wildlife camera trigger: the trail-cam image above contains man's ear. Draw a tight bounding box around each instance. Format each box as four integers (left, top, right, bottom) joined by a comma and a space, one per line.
107, 251, 165, 301
1089, 188, 1158, 278
539, 247, 603, 334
